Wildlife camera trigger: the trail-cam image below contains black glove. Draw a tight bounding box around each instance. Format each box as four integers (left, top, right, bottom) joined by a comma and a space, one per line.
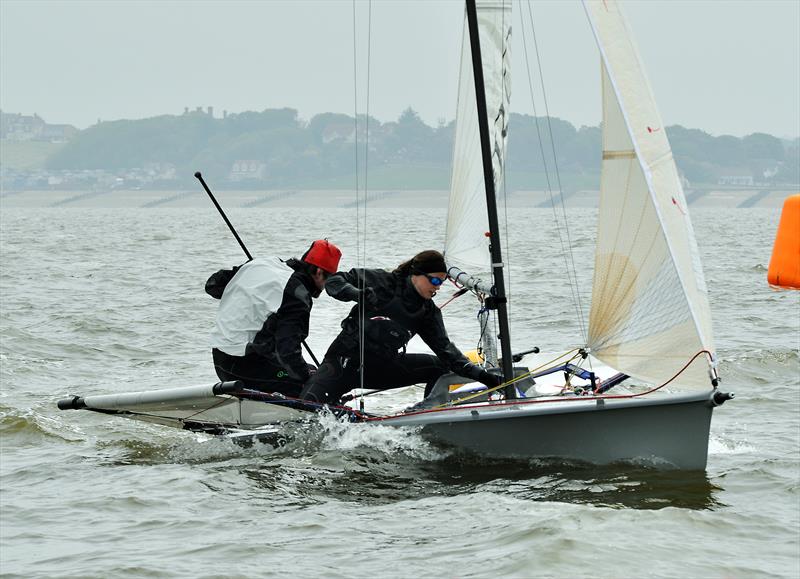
477, 370, 504, 388
358, 287, 379, 308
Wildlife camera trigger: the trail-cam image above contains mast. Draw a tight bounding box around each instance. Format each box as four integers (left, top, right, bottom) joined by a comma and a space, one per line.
465, 0, 515, 397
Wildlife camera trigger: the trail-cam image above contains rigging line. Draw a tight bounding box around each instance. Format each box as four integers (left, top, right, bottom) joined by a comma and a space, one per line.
351, 0, 365, 397
359, 0, 372, 412
517, 6, 575, 318
182, 396, 233, 421
353, 0, 366, 398
98, 395, 237, 428
351, 0, 372, 405
526, 1, 586, 341
521, 1, 587, 342
351, 0, 361, 273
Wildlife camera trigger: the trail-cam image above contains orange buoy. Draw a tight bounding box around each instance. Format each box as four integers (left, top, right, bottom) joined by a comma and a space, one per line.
768, 194, 800, 290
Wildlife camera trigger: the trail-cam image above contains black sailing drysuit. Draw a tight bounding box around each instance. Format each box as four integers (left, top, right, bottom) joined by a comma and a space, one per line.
300, 267, 500, 405
209, 257, 318, 395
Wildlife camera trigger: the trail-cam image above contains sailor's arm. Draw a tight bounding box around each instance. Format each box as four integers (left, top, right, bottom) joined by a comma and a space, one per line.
273, 282, 313, 382
324, 268, 378, 307
324, 269, 362, 302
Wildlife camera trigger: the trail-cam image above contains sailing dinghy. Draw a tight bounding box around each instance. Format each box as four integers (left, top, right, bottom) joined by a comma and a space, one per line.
58, 0, 733, 470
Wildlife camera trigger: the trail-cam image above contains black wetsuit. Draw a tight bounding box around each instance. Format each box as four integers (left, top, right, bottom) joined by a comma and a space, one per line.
300, 268, 491, 405
210, 259, 317, 395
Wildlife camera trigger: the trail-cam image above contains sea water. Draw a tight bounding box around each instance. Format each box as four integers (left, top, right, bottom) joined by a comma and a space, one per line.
1, 203, 798, 578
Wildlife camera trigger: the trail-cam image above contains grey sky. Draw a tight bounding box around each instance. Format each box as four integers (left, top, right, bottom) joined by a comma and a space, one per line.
1, 0, 798, 138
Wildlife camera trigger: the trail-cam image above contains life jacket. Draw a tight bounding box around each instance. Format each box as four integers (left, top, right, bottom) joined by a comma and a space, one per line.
358, 282, 427, 360
362, 316, 413, 359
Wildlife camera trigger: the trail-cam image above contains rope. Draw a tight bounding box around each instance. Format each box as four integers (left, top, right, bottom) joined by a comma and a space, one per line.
438, 285, 469, 309
476, 302, 489, 363
351, 0, 362, 392
410, 349, 714, 413
231, 388, 370, 421
439, 348, 581, 408
625, 350, 715, 398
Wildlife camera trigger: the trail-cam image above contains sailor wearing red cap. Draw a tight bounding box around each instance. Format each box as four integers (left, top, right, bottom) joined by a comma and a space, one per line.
207, 239, 342, 395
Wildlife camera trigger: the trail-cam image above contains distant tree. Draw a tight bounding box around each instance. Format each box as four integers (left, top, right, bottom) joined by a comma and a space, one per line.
666, 126, 722, 182
222, 108, 301, 135
742, 132, 784, 161
429, 119, 456, 164
307, 112, 356, 144
705, 134, 746, 167
507, 114, 587, 174
45, 114, 217, 170
390, 108, 434, 161
778, 138, 800, 183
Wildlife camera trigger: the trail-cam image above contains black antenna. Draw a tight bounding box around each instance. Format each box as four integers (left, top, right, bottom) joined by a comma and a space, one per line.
465, 0, 515, 398
195, 171, 253, 261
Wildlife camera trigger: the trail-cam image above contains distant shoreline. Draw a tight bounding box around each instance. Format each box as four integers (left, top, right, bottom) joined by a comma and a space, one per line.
0, 188, 792, 210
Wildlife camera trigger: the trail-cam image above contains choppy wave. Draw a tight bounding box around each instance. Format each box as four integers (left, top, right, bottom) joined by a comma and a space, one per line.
0, 405, 86, 445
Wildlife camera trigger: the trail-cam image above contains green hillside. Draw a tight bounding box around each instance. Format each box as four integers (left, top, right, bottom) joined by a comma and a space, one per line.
0, 140, 65, 170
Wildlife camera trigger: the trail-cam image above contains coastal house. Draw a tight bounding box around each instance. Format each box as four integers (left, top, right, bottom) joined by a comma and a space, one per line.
0, 111, 45, 140
39, 123, 78, 142
230, 160, 267, 181
718, 175, 755, 186
0, 110, 77, 142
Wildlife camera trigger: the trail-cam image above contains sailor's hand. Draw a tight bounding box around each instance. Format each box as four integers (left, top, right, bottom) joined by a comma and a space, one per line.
477, 370, 504, 388
358, 287, 378, 308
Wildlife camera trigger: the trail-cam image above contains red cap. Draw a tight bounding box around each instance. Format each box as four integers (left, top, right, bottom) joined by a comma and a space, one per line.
302, 239, 342, 274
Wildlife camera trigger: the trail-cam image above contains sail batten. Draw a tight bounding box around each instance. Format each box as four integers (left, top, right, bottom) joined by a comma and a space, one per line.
602, 150, 636, 160
584, 0, 716, 389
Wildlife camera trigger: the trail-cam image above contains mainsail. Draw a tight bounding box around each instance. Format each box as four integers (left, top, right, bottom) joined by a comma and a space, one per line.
584, 0, 716, 388
444, 0, 512, 273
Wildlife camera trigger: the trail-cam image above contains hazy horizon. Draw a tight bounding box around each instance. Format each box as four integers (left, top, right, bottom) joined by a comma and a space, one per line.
2, 0, 799, 139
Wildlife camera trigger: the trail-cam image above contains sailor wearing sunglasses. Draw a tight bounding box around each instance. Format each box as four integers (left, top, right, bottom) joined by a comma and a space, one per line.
301, 250, 503, 405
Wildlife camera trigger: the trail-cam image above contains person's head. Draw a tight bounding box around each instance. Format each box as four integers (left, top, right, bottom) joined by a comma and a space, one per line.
301, 239, 342, 292
395, 250, 447, 300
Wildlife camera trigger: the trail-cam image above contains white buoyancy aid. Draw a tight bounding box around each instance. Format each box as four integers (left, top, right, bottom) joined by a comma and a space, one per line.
210, 257, 293, 356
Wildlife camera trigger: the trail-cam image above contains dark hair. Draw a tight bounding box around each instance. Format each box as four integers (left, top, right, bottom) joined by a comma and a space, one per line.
286, 257, 325, 297
394, 250, 446, 276
287, 257, 319, 277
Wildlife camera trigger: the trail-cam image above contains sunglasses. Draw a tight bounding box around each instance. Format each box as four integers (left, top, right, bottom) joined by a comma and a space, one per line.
423, 274, 445, 286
